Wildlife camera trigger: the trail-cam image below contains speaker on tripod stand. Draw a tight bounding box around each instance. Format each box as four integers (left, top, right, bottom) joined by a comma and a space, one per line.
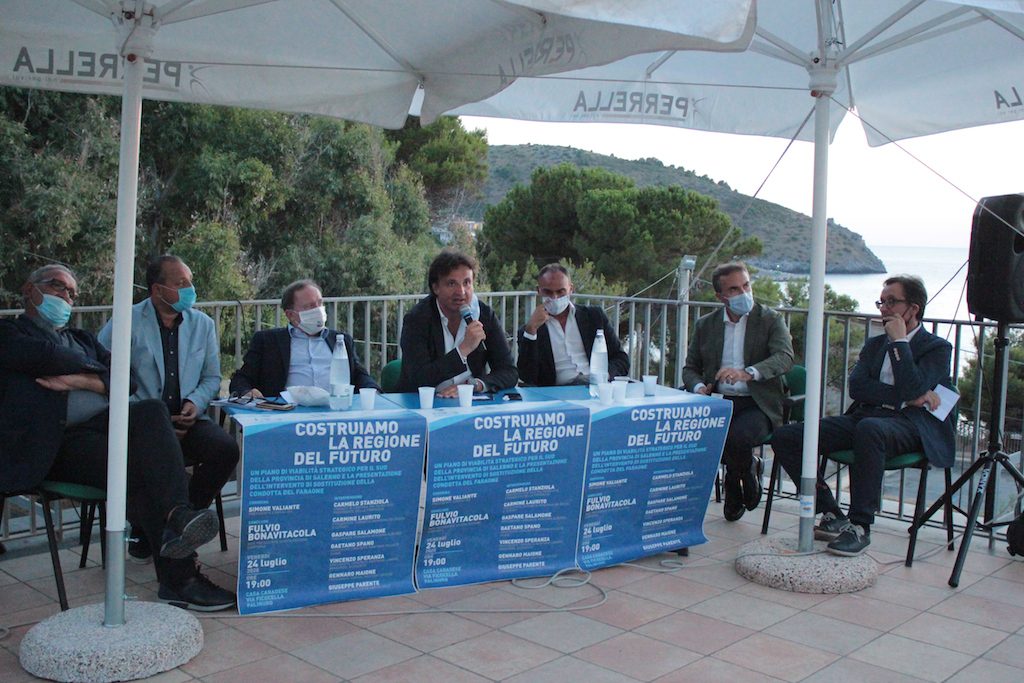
917, 193, 1024, 586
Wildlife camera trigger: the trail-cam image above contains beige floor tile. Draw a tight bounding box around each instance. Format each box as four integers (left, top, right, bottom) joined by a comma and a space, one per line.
671, 561, 751, 590
406, 582, 491, 607
922, 544, 1011, 574
0, 582, 55, 615
499, 578, 600, 607
0, 569, 18, 587
928, 592, 1024, 632
964, 576, 1024, 608
433, 630, 561, 680
179, 626, 282, 678
733, 581, 833, 610
502, 611, 622, 653
0, 547, 86, 582
809, 593, 918, 631
765, 612, 882, 655
588, 562, 661, 590
291, 629, 419, 680
617, 573, 723, 609
311, 594, 421, 627
134, 669, 195, 682
985, 634, 1024, 669
440, 587, 548, 628
991, 561, 1024, 584
849, 633, 975, 682
565, 590, 676, 630
352, 654, 490, 683
883, 558, 983, 589
504, 655, 641, 683
855, 574, 951, 611
0, 646, 39, 683
634, 610, 753, 655
369, 611, 491, 652
945, 658, 1023, 683
201, 653, 340, 683
892, 612, 1009, 655
800, 657, 928, 682
26, 565, 111, 603
714, 633, 837, 682
228, 612, 359, 650
574, 632, 700, 681
653, 656, 785, 682
686, 591, 798, 630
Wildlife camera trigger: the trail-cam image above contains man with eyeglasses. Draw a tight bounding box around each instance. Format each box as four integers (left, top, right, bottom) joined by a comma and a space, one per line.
771, 275, 956, 556
98, 255, 239, 567
0, 264, 235, 610
229, 279, 378, 398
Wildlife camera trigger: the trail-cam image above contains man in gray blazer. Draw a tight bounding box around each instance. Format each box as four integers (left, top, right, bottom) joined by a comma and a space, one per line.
99, 255, 239, 562
682, 262, 794, 522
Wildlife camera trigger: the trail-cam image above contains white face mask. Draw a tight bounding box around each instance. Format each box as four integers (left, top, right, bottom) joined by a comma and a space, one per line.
295, 305, 326, 335
543, 295, 571, 316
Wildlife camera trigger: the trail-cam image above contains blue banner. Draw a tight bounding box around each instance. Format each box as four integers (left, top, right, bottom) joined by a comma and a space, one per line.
236, 410, 426, 614
416, 402, 590, 589
577, 394, 731, 570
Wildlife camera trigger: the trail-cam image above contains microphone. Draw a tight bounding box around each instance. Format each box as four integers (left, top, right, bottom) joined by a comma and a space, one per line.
459, 304, 487, 351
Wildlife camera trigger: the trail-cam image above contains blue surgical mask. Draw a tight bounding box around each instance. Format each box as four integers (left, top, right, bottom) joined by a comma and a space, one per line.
727, 290, 754, 316
35, 290, 72, 328
167, 285, 196, 313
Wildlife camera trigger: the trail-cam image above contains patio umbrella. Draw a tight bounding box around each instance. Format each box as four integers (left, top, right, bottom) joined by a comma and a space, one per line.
454, 0, 1024, 551
0, 0, 757, 632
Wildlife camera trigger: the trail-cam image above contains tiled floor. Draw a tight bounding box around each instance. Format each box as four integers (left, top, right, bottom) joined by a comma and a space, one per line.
2, 499, 1024, 682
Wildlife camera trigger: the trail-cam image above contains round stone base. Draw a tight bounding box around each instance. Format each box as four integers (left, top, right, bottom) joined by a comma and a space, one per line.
735, 535, 877, 594
20, 602, 202, 683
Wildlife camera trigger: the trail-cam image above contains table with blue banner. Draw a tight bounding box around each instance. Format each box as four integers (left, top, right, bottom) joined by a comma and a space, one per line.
227, 383, 732, 614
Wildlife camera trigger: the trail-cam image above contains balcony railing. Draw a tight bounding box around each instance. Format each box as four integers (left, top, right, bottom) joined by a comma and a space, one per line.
2, 294, 1021, 544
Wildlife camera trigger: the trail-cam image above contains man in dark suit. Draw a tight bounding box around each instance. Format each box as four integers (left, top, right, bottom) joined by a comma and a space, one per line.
681, 262, 794, 522
397, 250, 517, 396
517, 263, 629, 386
230, 279, 378, 398
771, 275, 955, 556
0, 264, 234, 610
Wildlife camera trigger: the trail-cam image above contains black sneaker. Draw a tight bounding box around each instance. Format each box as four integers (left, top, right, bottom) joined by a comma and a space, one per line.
723, 473, 745, 521
827, 522, 870, 556
127, 525, 152, 564
674, 547, 689, 557
814, 512, 848, 541
160, 506, 218, 560
742, 455, 764, 511
158, 572, 236, 612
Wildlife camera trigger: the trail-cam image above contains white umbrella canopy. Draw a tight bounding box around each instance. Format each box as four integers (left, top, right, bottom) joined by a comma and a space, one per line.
456, 0, 1024, 552
0, 0, 758, 628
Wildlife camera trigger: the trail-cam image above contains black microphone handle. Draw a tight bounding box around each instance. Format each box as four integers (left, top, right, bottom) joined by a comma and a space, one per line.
461, 312, 487, 351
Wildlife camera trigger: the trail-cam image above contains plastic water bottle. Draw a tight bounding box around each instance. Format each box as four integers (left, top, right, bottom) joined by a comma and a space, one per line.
589, 329, 609, 394
330, 339, 350, 394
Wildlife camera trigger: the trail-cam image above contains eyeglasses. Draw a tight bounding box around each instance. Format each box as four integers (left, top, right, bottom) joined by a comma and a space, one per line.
874, 298, 907, 309
37, 279, 78, 301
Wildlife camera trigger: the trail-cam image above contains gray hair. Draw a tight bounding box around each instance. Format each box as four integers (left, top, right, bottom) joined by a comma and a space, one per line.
22, 264, 77, 306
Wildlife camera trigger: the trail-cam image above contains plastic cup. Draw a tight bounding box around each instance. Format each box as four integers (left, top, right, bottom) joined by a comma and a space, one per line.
418, 386, 435, 409
642, 374, 658, 396
612, 380, 628, 402
597, 382, 614, 405
359, 387, 377, 410
457, 383, 474, 408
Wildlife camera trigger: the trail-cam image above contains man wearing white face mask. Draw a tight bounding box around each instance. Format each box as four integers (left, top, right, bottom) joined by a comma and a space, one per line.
99, 255, 239, 564
517, 263, 629, 386
230, 279, 379, 398
682, 262, 794, 522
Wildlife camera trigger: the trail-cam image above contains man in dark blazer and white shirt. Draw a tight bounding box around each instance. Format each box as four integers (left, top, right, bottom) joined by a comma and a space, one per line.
681, 262, 794, 522
772, 275, 955, 556
517, 263, 629, 386
230, 279, 379, 397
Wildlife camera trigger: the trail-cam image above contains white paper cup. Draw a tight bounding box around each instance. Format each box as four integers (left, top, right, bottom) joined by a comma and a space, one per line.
612, 380, 628, 402
359, 387, 377, 410
418, 386, 435, 409
642, 374, 658, 396
597, 382, 614, 405
457, 383, 474, 408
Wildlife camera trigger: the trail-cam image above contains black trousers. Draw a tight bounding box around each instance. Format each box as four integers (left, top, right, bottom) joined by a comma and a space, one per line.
771, 406, 924, 528
721, 395, 772, 478
48, 399, 195, 585
180, 419, 239, 509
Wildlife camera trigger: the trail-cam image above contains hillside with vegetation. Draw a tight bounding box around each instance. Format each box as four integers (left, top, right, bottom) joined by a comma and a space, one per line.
468, 145, 885, 275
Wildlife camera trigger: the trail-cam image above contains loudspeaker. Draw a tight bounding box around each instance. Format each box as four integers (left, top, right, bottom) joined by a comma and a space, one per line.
967, 194, 1024, 323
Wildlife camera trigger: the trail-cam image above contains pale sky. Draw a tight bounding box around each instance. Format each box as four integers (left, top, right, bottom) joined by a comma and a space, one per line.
461, 115, 1024, 250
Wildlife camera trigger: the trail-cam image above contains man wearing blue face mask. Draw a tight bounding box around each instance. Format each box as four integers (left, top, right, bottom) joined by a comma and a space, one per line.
517, 263, 629, 386
99, 255, 239, 564
682, 262, 794, 522
1, 264, 235, 610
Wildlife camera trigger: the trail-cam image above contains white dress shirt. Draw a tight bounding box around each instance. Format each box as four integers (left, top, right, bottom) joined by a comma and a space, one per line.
286, 325, 332, 391
545, 304, 590, 384
436, 302, 473, 390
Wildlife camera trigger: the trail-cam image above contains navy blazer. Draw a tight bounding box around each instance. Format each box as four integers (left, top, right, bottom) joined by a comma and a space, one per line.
516, 304, 629, 386
848, 326, 956, 468
0, 315, 111, 493
396, 295, 518, 393
229, 327, 379, 397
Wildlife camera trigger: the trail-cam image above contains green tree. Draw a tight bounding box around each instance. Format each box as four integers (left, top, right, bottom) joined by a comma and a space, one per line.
958, 332, 1024, 431
783, 278, 863, 398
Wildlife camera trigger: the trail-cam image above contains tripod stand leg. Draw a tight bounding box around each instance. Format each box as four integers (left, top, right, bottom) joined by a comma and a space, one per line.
949, 460, 993, 588
944, 468, 954, 551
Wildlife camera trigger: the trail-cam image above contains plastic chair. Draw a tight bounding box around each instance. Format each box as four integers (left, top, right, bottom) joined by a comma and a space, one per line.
380, 358, 402, 393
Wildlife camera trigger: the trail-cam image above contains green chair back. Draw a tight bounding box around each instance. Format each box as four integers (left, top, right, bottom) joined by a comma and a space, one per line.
783, 364, 807, 423
380, 358, 402, 393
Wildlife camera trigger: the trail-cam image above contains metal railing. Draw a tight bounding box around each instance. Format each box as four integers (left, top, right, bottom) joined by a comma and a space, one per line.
2, 295, 1021, 545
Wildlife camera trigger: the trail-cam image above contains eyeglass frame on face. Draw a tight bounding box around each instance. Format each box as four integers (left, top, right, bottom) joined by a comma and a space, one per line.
36, 278, 78, 302
874, 297, 908, 310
